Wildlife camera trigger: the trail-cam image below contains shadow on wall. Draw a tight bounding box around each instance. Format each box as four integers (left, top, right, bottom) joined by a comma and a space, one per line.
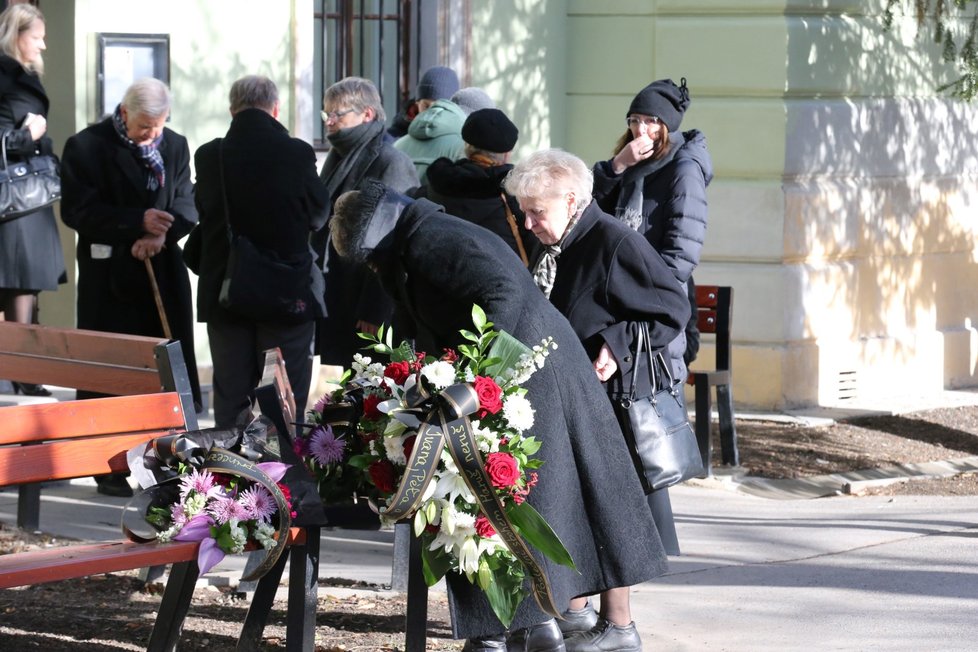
783, 10, 978, 379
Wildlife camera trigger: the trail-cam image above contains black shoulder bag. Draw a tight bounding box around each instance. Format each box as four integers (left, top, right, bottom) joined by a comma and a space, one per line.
613, 322, 704, 493
0, 131, 61, 223
216, 139, 326, 323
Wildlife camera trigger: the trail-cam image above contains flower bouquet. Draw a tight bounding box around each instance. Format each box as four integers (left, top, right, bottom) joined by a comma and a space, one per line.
297, 305, 575, 627
123, 428, 295, 581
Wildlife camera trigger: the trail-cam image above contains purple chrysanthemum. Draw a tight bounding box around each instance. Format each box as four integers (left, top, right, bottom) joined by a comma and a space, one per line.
310, 425, 346, 465
313, 393, 333, 413
169, 502, 189, 528
238, 485, 277, 523
179, 468, 220, 501
207, 495, 249, 525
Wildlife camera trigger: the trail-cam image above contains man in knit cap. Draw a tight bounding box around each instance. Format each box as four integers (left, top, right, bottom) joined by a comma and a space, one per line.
415, 107, 537, 264
394, 66, 466, 182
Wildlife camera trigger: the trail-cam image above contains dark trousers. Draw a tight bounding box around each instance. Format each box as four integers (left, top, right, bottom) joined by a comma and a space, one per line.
207, 312, 314, 428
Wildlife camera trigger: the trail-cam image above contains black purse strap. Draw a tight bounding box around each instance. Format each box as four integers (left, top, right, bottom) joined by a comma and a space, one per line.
217, 138, 234, 243
624, 322, 676, 406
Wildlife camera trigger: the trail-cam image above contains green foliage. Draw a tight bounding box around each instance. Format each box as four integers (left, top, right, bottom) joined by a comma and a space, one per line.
508, 502, 577, 571
884, 0, 978, 99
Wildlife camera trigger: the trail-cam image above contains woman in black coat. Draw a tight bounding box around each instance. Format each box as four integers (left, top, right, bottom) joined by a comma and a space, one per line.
329, 180, 667, 651
0, 5, 66, 395
61, 78, 201, 412
504, 149, 689, 652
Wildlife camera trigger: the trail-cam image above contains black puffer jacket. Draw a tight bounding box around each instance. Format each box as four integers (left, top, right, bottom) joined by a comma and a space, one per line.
592, 129, 712, 284
416, 157, 539, 264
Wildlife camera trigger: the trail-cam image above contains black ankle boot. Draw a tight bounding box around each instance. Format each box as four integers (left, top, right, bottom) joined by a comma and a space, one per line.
507, 618, 566, 652
558, 602, 599, 635
462, 633, 507, 651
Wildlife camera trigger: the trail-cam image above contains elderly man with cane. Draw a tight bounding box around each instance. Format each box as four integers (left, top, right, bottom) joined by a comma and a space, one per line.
61, 77, 202, 497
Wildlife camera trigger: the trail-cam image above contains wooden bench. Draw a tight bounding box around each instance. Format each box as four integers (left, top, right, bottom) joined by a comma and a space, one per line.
688, 284, 739, 475
0, 321, 197, 530
0, 389, 314, 651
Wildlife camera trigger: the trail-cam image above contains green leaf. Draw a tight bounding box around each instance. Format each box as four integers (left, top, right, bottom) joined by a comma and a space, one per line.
391, 340, 416, 363
483, 564, 523, 629
508, 502, 577, 570
471, 304, 488, 333
485, 330, 532, 380
519, 437, 542, 456
459, 329, 480, 343
421, 544, 453, 586
347, 454, 377, 469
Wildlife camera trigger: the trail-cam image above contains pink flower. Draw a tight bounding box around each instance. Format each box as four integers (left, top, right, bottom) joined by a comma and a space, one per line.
257, 461, 289, 483
238, 485, 277, 523
310, 425, 346, 465
207, 495, 249, 525
179, 468, 221, 502
313, 393, 333, 413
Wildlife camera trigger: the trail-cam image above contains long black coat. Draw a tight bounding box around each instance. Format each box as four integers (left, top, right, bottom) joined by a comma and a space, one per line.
543, 201, 689, 398
61, 118, 200, 403
192, 109, 329, 323
370, 197, 666, 638
0, 55, 65, 291
416, 157, 539, 263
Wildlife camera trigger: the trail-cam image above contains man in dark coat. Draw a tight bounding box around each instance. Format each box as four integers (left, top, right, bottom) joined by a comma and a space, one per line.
416, 107, 538, 265
330, 179, 668, 649
314, 76, 418, 368
190, 75, 329, 428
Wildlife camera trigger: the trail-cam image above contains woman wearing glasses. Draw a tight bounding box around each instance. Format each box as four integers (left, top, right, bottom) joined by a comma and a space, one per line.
591, 78, 713, 560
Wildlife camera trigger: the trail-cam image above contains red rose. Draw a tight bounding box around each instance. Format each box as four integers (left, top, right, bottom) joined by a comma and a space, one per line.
441, 348, 459, 362
362, 393, 383, 420
485, 452, 520, 488
473, 376, 503, 418
475, 515, 496, 538
368, 459, 396, 494
384, 361, 411, 385
403, 434, 417, 459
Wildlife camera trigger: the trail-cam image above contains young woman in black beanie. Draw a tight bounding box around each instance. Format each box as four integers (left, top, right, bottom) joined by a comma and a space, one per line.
590, 76, 714, 597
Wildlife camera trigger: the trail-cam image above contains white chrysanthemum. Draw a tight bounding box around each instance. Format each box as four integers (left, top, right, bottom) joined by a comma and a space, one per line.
421, 360, 456, 388
254, 522, 277, 550
384, 434, 408, 466
228, 520, 248, 554
471, 420, 501, 454
502, 394, 535, 432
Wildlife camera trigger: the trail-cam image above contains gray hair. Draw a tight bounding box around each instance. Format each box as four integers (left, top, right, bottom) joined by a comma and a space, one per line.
229, 75, 278, 114
503, 148, 592, 213
121, 78, 172, 118
0, 4, 44, 75
324, 76, 385, 123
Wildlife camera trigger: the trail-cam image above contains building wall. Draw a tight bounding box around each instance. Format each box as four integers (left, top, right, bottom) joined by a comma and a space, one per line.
552, 0, 978, 409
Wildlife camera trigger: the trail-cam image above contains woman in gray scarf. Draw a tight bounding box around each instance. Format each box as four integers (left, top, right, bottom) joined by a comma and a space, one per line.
313, 76, 419, 368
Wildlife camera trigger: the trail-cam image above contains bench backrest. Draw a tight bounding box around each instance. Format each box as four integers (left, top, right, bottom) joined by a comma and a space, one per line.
0, 321, 197, 428
695, 285, 733, 372
0, 392, 188, 487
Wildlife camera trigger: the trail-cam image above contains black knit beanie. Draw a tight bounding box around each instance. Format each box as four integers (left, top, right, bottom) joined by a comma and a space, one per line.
626, 77, 691, 132
461, 108, 519, 153
416, 66, 460, 101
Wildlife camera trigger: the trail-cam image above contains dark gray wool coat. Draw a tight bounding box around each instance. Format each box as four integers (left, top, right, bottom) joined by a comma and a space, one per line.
0, 55, 65, 291
363, 195, 667, 639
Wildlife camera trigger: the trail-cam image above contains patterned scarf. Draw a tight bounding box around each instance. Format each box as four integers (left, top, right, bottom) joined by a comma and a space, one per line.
532, 210, 581, 299
112, 104, 165, 191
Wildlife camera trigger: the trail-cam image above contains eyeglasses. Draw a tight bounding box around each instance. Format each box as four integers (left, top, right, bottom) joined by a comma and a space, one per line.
321, 108, 357, 122
626, 116, 662, 128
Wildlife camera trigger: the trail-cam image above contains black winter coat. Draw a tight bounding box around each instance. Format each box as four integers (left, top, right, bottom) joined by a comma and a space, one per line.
0, 55, 65, 291
416, 157, 539, 264
543, 201, 689, 398
191, 109, 329, 324
369, 196, 667, 638
593, 129, 713, 377
61, 118, 200, 404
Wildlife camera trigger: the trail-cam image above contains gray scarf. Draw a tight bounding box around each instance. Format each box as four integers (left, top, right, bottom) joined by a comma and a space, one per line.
321, 120, 384, 202
615, 131, 686, 231
532, 211, 582, 299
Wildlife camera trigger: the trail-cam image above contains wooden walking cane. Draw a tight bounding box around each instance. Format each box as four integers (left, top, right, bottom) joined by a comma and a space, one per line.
144, 258, 173, 339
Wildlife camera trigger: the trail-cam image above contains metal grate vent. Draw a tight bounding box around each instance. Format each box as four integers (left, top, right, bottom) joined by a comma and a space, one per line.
837, 370, 858, 401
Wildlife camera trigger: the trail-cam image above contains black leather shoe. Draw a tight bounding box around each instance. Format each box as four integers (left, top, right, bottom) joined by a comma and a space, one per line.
558, 602, 599, 635
564, 618, 641, 652
508, 618, 566, 652
95, 473, 134, 498
13, 382, 51, 397
462, 633, 507, 651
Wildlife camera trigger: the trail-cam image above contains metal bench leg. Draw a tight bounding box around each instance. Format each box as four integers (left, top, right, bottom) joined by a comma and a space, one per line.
16, 484, 40, 531
716, 383, 739, 466
391, 520, 410, 591
403, 522, 428, 652
693, 376, 713, 477
286, 527, 320, 652
237, 549, 289, 651
648, 488, 680, 556
147, 560, 199, 652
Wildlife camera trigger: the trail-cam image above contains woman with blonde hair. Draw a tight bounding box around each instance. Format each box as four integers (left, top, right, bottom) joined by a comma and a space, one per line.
0, 4, 66, 396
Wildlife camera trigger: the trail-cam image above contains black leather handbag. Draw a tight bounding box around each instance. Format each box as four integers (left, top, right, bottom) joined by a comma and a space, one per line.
0, 133, 60, 223
613, 322, 704, 493
215, 140, 325, 324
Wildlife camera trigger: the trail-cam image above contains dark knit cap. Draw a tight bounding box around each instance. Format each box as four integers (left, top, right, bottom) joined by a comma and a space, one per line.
626, 77, 691, 132
332, 180, 410, 264
416, 66, 460, 101
461, 108, 519, 153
